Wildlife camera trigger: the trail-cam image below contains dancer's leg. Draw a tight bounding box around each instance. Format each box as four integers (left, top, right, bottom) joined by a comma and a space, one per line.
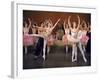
75, 45, 77, 61
43, 39, 46, 60
78, 43, 87, 62
83, 45, 86, 52
25, 46, 27, 55
47, 46, 50, 55
66, 46, 68, 55
72, 44, 75, 62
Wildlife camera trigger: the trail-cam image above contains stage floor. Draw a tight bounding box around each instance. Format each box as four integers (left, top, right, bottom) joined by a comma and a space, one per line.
23, 45, 91, 69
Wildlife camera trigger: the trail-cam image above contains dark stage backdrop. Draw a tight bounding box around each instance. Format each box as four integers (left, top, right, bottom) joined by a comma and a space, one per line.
23, 10, 91, 26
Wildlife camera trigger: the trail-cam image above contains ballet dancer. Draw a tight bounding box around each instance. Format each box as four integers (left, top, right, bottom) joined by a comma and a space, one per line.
42, 19, 61, 60
63, 19, 70, 55
23, 18, 31, 34
23, 18, 32, 54
31, 24, 37, 34
86, 22, 91, 53
77, 20, 89, 62
68, 15, 80, 62
31, 19, 60, 60
45, 19, 55, 54
78, 20, 89, 52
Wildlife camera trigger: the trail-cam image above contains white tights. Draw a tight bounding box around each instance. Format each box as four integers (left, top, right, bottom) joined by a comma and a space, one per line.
47, 46, 50, 55
66, 46, 68, 55
83, 45, 86, 52
25, 46, 27, 55
43, 39, 46, 60
72, 44, 77, 62
78, 42, 87, 62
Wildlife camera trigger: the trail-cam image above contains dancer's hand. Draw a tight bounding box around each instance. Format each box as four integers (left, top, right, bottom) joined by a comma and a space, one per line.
77, 15, 80, 30
68, 16, 71, 28
68, 16, 71, 20
28, 18, 31, 22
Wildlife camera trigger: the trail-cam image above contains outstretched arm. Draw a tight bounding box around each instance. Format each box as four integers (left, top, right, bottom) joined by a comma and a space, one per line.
52, 18, 60, 30
77, 15, 81, 30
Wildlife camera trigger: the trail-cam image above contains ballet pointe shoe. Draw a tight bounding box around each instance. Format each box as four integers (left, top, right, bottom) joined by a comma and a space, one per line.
43, 55, 45, 60
72, 58, 77, 62
47, 47, 50, 55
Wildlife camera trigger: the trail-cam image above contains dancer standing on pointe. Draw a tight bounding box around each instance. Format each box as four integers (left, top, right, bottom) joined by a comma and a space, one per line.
23, 18, 32, 54
68, 15, 80, 62
78, 20, 89, 52
42, 18, 61, 60
35, 19, 60, 60
77, 20, 89, 62
63, 19, 70, 55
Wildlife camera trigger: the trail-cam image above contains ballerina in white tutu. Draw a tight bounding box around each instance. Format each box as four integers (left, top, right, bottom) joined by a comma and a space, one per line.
68, 15, 80, 62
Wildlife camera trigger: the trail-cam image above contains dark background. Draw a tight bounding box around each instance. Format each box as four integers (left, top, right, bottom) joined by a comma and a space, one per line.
23, 10, 91, 26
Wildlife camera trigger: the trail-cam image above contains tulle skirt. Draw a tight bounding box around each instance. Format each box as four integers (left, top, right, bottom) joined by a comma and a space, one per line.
62, 35, 68, 45
47, 36, 55, 46
80, 35, 89, 45
23, 34, 35, 46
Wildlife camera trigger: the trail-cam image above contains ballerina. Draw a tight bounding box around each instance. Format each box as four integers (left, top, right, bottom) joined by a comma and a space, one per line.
41, 19, 61, 60
62, 19, 70, 55
78, 20, 89, 52
23, 18, 31, 34
23, 18, 32, 54
77, 20, 88, 63
68, 15, 80, 62
31, 23, 37, 34
45, 19, 55, 54
86, 22, 91, 53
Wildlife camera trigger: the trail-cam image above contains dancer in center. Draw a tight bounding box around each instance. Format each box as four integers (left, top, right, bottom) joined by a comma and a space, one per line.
68, 15, 80, 62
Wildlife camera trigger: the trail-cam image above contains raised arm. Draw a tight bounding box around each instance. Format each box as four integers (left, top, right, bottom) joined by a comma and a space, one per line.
52, 18, 60, 30
68, 16, 72, 29
80, 20, 85, 29
64, 19, 69, 29
80, 20, 84, 26
87, 22, 90, 32
28, 18, 32, 29
63, 19, 66, 30
83, 20, 87, 29
76, 15, 81, 30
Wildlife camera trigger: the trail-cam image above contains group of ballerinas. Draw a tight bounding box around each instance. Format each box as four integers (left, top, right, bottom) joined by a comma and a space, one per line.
23, 18, 60, 60
63, 15, 90, 62
23, 15, 90, 63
